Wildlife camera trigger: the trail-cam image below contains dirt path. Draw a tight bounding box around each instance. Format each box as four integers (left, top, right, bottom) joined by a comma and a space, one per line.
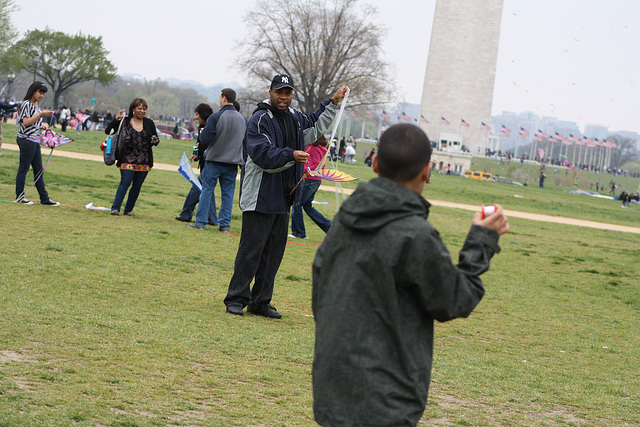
5, 143, 639, 234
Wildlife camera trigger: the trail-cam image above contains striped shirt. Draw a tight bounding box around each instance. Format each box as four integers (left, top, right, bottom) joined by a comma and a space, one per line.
17, 100, 41, 139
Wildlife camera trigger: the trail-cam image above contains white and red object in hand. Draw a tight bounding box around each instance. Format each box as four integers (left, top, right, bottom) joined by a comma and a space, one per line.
481, 204, 496, 219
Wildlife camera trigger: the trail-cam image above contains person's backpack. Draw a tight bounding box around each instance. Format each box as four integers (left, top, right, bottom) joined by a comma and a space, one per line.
102, 118, 126, 166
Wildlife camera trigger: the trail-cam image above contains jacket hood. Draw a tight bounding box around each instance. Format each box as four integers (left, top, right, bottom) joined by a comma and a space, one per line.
254, 100, 285, 117
338, 177, 430, 232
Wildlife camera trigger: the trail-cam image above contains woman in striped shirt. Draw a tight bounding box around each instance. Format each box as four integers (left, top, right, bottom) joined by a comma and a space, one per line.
15, 81, 59, 206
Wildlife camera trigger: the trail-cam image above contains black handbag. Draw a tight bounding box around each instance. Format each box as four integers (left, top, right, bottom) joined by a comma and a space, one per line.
103, 118, 126, 166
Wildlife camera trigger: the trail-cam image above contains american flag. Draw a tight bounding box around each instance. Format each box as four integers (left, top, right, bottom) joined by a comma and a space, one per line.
381, 124, 390, 132
420, 115, 429, 124
518, 127, 529, 139
381, 111, 391, 122
501, 125, 511, 137
460, 118, 470, 128
481, 121, 492, 130
538, 129, 549, 139
440, 116, 450, 125
401, 112, 411, 121
553, 132, 564, 143
534, 133, 544, 142
397, 116, 402, 123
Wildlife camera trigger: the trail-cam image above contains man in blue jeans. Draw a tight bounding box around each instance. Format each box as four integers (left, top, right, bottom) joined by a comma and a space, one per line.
190, 89, 246, 232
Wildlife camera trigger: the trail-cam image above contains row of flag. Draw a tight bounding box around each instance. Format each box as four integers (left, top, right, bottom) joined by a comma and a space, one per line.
531, 130, 618, 148
358, 110, 619, 150
499, 127, 617, 148
378, 111, 494, 129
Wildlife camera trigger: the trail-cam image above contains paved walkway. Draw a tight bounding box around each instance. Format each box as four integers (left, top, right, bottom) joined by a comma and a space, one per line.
4, 143, 639, 234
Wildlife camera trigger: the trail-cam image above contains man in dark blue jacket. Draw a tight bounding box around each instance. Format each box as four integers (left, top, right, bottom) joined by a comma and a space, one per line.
223, 74, 347, 318
0, 100, 20, 155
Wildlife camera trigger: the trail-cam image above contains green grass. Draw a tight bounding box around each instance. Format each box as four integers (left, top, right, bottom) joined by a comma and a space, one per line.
0, 124, 639, 425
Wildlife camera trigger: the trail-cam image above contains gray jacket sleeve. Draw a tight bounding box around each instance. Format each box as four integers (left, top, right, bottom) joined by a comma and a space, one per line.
303, 101, 339, 145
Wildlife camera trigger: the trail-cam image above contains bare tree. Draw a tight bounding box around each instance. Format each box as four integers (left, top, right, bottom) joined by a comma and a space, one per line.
608, 134, 639, 169
236, 0, 394, 112
0, 0, 18, 57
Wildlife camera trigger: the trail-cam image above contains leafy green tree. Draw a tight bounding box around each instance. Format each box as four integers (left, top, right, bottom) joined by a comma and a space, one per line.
147, 90, 179, 118
5, 27, 117, 109
236, 0, 394, 112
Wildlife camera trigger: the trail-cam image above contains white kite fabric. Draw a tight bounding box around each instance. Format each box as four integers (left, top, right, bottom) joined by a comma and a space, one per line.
178, 152, 202, 191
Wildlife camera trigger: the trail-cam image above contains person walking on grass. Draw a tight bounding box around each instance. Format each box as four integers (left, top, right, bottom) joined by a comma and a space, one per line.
105, 98, 159, 217
312, 124, 509, 426
15, 81, 59, 206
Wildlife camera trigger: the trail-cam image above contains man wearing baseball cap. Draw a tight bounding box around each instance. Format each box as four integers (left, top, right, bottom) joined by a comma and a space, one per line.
223, 74, 348, 319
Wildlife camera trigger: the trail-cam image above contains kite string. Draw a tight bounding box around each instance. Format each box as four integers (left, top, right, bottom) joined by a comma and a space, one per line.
18, 147, 54, 201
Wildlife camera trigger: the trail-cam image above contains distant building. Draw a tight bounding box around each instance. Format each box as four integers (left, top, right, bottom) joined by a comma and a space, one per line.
584, 124, 609, 141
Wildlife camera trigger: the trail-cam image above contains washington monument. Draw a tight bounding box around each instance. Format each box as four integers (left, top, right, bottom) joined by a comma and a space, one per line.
419, 0, 504, 154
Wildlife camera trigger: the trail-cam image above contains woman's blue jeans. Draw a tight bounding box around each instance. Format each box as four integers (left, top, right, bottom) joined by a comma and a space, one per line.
112, 169, 148, 214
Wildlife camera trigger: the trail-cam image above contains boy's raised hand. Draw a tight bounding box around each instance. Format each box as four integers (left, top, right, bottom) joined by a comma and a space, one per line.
472, 204, 509, 235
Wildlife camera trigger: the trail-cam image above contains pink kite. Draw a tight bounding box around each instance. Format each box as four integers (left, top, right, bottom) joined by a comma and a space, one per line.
27, 129, 73, 148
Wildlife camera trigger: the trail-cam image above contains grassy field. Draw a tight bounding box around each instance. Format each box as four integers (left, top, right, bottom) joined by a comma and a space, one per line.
0, 125, 639, 425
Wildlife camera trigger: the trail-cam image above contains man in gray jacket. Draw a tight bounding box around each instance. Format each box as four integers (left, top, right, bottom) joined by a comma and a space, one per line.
312, 124, 509, 426
190, 88, 246, 232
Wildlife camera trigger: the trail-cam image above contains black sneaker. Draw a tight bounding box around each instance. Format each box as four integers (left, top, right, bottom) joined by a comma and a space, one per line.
226, 304, 244, 316
219, 226, 230, 233
41, 198, 60, 206
175, 216, 190, 222
189, 223, 205, 231
248, 304, 282, 319
17, 196, 34, 205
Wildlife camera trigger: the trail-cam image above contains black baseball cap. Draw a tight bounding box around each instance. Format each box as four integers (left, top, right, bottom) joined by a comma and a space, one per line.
270, 74, 295, 90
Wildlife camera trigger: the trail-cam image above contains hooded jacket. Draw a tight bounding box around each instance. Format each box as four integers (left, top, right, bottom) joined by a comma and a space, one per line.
239, 99, 334, 214
312, 177, 501, 426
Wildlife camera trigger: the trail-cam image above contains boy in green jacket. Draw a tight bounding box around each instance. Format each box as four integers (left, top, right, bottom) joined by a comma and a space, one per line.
312, 124, 509, 426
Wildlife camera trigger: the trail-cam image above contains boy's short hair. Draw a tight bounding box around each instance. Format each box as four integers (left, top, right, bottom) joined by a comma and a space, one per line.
377, 124, 432, 182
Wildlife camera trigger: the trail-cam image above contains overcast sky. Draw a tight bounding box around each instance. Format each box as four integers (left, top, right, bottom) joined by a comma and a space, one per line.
11, 0, 640, 133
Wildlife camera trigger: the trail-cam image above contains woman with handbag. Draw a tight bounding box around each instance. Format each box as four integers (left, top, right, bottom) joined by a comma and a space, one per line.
15, 81, 59, 206
105, 98, 159, 216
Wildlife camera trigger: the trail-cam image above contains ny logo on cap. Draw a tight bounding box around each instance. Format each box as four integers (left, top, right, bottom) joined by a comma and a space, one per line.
282, 76, 289, 83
